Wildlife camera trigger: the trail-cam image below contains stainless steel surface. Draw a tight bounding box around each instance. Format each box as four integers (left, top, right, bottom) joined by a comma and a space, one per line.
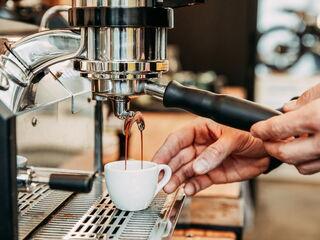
18, 184, 74, 240
92, 28, 167, 61
0, 29, 89, 113
31, 178, 104, 240
75, 60, 169, 75
39, 5, 71, 32
0, 2, 184, 239
0, 0, 170, 119
0, 58, 91, 114
80, 26, 168, 100
0, 55, 28, 87
110, 96, 133, 119
94, 101, 104, 174
144, 80, 166, 99
92, 79, 147, 98
68, 0, 170, 118
17, 168, 34, 192
18, 184, 50, 214
17, 167, 95, 192
0, 59, 10, 90
30, 28, 85, 77
72, 0, 147, 7
0, 25, 167, 112
16, 97, 95, 169
8, 30, 81, 72
17, 175, 184, 240
64, 184, 183, 240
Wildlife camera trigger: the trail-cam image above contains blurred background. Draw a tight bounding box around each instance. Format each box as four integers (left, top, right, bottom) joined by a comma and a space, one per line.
1, 0, 319, 239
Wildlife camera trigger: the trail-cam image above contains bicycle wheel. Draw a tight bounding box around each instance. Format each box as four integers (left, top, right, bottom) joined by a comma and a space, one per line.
257, 26, 303, 71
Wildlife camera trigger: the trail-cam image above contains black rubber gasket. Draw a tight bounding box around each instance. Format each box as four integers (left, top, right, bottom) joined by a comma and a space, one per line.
68, 7, 174, 28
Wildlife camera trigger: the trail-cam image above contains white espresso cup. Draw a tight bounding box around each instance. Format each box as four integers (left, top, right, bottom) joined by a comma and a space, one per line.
105, 160, 172, 211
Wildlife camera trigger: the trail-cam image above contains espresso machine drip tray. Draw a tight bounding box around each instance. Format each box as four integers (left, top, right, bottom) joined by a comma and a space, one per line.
18, 176, 184, 240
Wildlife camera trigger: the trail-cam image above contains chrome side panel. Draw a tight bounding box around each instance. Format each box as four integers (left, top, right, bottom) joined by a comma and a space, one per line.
16, 95, 95, 169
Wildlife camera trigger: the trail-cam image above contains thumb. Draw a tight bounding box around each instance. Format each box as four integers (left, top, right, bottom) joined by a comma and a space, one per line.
284, 83, 320, 112
283, 100, 298, 112
193, 136, 233, 175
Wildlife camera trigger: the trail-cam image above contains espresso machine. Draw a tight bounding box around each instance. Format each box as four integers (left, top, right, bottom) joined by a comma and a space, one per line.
0, 0, 282, 239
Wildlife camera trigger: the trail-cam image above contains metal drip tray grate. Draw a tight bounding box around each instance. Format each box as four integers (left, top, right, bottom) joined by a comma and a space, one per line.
18, 184, 74, 240
64, 192, 168, 240
18, 176, 184, 240
30, 179, 105, 240
18, 184, 50, 214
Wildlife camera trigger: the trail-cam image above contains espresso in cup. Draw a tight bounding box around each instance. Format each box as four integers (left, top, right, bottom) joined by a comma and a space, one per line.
105, 160, 172, 211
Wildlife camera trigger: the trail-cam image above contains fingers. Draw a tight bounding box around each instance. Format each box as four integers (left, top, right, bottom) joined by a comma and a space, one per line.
152, 118, 221, 164
207, 157, 269, 184
184, 174, 214, 196
167, 146, 196, 172
164, 161, 194, 193
283, 100, 297, 112
263, 134, 320, 165
184, 157, 270, 196
296, 159, 320, 175
251, 100, 320, 141
284, 83, 320, 112
152, 124, 195, 164
192, 133, 235, 175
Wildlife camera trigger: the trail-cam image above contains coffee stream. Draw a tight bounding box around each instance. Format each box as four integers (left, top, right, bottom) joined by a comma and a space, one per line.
124, 112, 145, 170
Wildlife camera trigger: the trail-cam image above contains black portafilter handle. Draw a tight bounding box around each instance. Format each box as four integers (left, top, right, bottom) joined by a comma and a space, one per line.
163, 81, 281, 131
163, 81, 283, 172
49, 173, 94, 193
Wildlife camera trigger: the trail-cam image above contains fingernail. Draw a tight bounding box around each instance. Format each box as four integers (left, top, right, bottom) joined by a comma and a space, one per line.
250, 124, 259, 137
284, 100, 297, 111
184, 183, 195, 196
194, 159, 210, 174
251, 129, 257, 137
164, 182, 175, 193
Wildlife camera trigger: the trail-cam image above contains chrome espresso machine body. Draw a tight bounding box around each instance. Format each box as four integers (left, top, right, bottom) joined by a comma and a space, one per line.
0, 1, 205, 239
0, 0, 284, 239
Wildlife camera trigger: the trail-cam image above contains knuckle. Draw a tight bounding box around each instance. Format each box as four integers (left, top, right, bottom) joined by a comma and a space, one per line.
269, 120, 282, 139
195, 117, 209, 125
166, 133, 180, 148
190, 179, 200, 193
207, 144, 223, 159
238, 133, 255, 151
307, 113, 320, 131
299, 90, 313, 104
167, 132, 177, 141
185, 165, 195, 178
274, 146, 291, 163
297, 166, 311, 175
200, 150, 213, 163
170, 175, 180, 187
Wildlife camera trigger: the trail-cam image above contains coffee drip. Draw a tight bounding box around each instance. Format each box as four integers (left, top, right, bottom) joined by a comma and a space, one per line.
123, 112, 145, 170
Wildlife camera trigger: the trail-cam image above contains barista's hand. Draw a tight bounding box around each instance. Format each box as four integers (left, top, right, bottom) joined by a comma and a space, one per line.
152, 118, 269, 196
283, 83, 320, 112
251, 85, 320, 175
